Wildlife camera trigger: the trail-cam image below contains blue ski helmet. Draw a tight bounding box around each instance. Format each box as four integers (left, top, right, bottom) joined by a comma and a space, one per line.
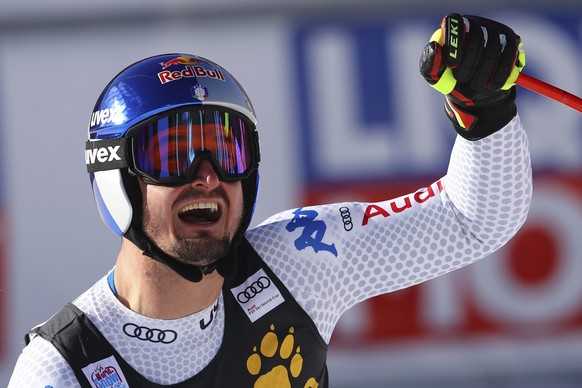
85, 54, 260, 280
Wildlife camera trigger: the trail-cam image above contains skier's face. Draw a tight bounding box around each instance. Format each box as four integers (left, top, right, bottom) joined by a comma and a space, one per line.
139, 159, 244, 267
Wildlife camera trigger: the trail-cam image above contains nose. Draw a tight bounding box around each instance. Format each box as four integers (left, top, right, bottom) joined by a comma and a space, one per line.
190, 159, 220, 189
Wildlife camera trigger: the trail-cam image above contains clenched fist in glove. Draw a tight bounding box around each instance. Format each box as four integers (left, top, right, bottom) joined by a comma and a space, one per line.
420, 14, 526, 140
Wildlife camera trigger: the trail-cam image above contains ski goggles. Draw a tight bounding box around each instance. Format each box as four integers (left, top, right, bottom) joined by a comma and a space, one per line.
86, 107, 260, 185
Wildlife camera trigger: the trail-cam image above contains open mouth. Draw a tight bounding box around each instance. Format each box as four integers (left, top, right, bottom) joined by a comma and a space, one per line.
178, 202, 221, 224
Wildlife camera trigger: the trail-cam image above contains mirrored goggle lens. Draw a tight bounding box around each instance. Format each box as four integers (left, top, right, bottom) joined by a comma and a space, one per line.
130, 108, 257, 183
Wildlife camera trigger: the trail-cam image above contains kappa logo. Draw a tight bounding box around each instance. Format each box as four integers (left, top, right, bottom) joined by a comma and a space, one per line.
85, 145, 122, 165
286, 207, 338, 257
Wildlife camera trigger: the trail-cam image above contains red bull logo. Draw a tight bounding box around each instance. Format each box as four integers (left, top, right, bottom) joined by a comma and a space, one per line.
159, 56, 201, 69
158, 65, 225, 85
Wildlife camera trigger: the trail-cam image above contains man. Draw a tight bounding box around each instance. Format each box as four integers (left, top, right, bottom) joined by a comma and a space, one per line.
10, 13, 532, 387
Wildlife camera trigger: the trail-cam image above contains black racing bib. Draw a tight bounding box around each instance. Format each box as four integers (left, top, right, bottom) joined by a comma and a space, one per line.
27, 238, 329, 387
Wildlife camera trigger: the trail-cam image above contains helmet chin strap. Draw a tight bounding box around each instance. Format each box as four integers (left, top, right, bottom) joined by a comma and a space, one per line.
119, 169, 256, 283
123, 225, 239, 283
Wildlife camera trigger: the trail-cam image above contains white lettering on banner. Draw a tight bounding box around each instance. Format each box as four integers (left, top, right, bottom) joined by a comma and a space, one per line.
513, 18, 582, 169
302, 16, 582, 182
311, 15, 582, 344
304, 25, 449, 180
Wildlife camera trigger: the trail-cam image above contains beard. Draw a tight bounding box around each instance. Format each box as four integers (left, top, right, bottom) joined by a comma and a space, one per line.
167, 232, 231, 267
143, 216, 233, 267
141, 188, 240, 268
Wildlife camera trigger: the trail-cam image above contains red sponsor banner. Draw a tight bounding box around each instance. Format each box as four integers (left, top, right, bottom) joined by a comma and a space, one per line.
302, 173, 582, 347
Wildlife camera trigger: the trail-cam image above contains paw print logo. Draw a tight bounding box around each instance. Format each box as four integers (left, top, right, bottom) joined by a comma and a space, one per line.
246, 324, 319, 388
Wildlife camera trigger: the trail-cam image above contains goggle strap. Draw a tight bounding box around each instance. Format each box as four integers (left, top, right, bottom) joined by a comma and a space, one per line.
252, 130, 261, 164
85, 138, 128, 173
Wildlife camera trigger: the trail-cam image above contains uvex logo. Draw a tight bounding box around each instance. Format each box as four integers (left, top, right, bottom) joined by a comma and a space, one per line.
85, 145, 121, 165
90, 106, 124, 128
85, 138, 127, 173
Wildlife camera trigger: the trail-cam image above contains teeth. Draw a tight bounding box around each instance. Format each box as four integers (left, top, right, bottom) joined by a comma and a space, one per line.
179, 202, 218, 214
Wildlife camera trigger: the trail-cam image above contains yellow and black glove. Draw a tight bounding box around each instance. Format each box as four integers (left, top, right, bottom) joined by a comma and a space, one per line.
419, 13, 526, 140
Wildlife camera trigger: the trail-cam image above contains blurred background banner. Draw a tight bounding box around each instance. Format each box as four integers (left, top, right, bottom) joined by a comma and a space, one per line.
294, 11, 582, 386
1, 1, 582, 387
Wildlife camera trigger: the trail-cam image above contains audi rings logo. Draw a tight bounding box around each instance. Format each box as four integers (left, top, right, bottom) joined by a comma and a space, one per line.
123, 323, 178, 344
339, 206, 353, 231
237, 276, 271, 303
